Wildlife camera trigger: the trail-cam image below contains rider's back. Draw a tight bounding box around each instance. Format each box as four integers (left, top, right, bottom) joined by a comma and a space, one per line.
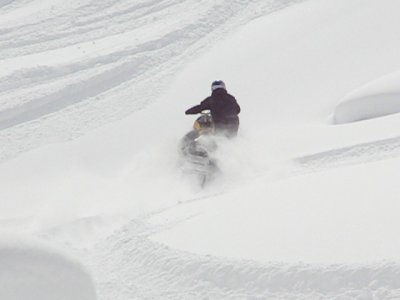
201, 89, 240, 124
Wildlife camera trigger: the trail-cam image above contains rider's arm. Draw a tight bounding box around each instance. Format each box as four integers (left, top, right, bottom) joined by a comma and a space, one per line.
185, 105, 202, 115
185, 98, 211, 115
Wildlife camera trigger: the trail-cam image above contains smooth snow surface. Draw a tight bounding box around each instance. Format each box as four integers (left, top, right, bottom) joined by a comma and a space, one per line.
335, 71, 400, 123
3, 0, 400, 299
0, 237, 96, 300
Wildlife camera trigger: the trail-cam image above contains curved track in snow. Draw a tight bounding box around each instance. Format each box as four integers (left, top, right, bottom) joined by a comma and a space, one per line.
87, 209, 400, 299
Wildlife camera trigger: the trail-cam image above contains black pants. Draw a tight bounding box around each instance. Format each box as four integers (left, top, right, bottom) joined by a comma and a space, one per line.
215, 117, 239, 138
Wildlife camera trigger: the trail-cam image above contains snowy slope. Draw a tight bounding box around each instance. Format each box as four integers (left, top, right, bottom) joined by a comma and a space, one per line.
0, 0, 300, 162
2, 0, 400, 299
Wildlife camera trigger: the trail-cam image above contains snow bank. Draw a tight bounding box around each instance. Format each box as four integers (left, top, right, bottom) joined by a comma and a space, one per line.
334, 71, 400, 124
0, 237, 97, 300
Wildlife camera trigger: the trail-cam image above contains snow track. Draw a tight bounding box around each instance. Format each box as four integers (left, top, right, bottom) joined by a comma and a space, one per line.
88, 215, 400, 300
296, 135, 400, 173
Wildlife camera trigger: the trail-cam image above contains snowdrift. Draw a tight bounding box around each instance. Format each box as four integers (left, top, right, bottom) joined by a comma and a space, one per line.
334, 71, 400, 124
0, 237, 96, 300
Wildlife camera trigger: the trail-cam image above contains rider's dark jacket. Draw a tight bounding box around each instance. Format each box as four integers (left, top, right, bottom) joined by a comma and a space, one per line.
185, 89, 240, 135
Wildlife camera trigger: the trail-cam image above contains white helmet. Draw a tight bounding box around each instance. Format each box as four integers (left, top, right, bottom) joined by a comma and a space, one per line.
211, 80, 226, 91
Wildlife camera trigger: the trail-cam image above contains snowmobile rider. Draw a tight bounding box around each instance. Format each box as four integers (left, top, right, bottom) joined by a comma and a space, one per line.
185, 80, 241, 138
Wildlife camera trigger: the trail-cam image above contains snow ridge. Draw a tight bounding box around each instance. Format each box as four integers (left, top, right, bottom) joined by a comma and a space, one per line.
89, 215, 400, 300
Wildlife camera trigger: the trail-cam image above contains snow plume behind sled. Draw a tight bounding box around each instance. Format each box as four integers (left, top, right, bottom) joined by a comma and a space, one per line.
180, 112, 219, 187
180, 133, 219, 187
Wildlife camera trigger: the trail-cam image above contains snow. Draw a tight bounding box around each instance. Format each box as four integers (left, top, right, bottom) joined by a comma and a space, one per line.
0, 236, 96, 300
334, 71, 400, 123
3, 0, 400, 299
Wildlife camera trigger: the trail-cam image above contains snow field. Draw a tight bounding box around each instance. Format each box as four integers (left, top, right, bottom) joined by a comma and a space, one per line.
2, 0, 400, 299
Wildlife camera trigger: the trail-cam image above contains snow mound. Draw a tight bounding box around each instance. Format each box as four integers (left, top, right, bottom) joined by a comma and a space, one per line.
0, 237, 97, 300
334, 71, 400, 124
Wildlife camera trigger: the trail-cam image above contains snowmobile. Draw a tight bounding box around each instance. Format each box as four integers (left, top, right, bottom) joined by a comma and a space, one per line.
180, 111, 218, 186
